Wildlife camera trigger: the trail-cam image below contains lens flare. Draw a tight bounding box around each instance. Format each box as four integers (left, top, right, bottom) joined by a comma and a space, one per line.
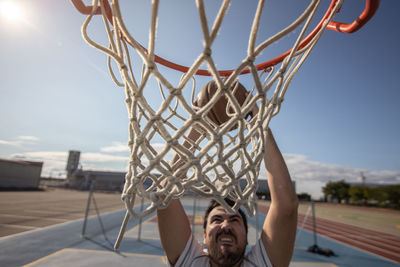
0, 1, 23, 22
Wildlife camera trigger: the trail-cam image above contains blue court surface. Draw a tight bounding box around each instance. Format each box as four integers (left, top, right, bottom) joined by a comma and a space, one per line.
0, 198, 398, 267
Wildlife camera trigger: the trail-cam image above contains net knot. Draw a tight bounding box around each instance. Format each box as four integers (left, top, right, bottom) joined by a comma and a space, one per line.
151, 114, 161, 122
129, 116, 136, 123
192, 114, 201, 121
203, 47, 212, 58
147, 63, 156, 71
213, 135, 222, 143
170, 88, 180, 96
167, 138, 179, 147
135, 136, 144, 145
277, 67, 286, 76
191, 159, 200, 169
168, 175, 178, 184
239, 140, 247, 149
246, 55, 256, 65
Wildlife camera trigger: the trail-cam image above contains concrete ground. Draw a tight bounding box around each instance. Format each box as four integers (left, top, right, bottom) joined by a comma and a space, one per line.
0, 188, 124, 237
0, 188, 399, 266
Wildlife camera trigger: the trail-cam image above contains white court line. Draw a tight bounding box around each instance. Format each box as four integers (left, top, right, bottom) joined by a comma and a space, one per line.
27, 209, 70, 215
23, 248, 168, 266
0, 213, 67, 222
0, 223, 38, 230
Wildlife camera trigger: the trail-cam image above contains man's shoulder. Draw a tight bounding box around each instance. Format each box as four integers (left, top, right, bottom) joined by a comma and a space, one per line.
243, 238, 272, 266
173, 235, 208, 267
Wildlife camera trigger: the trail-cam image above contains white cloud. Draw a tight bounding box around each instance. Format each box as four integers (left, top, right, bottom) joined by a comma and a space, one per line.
133, 142, 175, 165
81, 152, 128, 162
0, 135, 39, 147
8, 148, 399, 199
11, 151, 66, 161
0, 139, 19, 146
281, 154, 400, 199
18, 135, 39, 142
100, 142, 129, 153
99, 142, 175, 161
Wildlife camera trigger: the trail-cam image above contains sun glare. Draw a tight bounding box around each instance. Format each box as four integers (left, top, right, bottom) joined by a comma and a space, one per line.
0, 1, 23, 22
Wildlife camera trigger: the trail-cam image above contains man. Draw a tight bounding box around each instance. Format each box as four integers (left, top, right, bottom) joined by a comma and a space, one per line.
157, 127, 298, 266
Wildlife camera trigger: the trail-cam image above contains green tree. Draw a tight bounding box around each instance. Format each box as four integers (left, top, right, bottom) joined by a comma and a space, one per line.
386, 185, 400, 208
370, 187, 388, 205
374, 185, 400, 208
297, 192, 311, 201
323, 180, 350, 203
349, 186, 365, 202
349, 186, 370, 204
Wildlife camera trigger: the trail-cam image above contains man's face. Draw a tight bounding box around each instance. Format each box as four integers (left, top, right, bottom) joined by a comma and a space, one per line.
203, 206, 248, 267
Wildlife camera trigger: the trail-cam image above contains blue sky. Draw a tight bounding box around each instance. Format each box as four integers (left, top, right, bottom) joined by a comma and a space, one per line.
0, 0, 398, 199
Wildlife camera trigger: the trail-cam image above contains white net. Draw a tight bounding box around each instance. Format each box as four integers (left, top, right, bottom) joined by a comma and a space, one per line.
73, 0, 343, 248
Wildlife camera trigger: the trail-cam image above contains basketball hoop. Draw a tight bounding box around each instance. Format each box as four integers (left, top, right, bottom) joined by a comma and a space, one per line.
70, 0, 379, 249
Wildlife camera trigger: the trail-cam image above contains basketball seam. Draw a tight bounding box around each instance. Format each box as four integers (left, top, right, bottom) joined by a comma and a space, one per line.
206, 84, 222, 125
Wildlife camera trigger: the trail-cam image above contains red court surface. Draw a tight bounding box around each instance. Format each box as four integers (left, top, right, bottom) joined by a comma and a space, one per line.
298, 213, 400, 263
259, 202, 400, 264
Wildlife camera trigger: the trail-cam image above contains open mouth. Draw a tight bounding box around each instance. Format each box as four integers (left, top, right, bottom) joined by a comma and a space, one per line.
218, 235, 236, 245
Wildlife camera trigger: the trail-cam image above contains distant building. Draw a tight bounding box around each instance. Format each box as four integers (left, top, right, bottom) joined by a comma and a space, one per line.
65, 150, 157, 191
63, 151, 297, 196
0, 158, 43, 189
67, 169, 126, 191
240, 179, 296, 195
67, 169, 161, 191
66, 150, 81, 177
239, 179, 269, 194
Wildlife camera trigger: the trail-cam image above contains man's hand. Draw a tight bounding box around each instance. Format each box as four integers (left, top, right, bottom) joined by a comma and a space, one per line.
261, 129, 298, 267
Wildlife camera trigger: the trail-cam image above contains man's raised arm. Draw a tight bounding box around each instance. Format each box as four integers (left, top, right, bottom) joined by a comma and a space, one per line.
261, 128, 298, 267
157, 128, 202, 265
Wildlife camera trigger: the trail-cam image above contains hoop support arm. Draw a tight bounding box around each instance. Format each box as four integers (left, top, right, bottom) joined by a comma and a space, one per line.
326, 0, 379, 33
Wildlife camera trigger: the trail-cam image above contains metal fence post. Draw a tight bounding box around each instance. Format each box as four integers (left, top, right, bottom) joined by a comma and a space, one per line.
137, 197, 145, 241
192, 197, 197, 232
81, 179, 94, 236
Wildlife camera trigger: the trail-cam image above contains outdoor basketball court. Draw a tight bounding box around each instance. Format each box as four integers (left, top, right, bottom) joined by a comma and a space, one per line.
1, 0, 398, 266
0, 196, 398, 267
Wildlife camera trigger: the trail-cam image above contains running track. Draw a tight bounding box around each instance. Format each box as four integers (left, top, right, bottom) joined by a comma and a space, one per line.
258, 204, 400, 263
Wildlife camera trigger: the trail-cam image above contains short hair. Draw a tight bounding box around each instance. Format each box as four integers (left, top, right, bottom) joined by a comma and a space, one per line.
203, 198, 248, 234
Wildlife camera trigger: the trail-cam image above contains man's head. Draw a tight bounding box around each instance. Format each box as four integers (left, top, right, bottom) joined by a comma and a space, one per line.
203, 198, 248, 267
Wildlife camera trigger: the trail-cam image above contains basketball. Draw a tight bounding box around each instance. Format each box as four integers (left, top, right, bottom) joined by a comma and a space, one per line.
194, 81, 250, 127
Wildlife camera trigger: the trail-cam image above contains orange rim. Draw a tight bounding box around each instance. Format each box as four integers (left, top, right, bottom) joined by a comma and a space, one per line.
71, 0, 379, 76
